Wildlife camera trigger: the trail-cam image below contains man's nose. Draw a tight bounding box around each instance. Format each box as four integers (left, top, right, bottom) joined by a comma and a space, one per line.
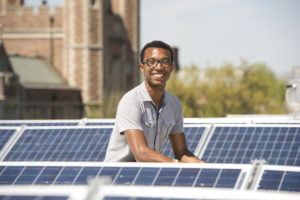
155, 62, 163, 70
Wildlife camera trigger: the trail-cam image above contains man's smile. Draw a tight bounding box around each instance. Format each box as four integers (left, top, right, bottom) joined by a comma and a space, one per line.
151, 73, 165, 78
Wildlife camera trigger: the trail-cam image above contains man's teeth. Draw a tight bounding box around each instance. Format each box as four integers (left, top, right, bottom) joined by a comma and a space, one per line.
153, 74, 163, 77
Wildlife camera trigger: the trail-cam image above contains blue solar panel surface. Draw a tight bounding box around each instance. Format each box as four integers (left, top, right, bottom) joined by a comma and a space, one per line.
3, 128, 112, 161
160, 126, 206, 158
0, 195, 68, 200
0, 165, 241, 188
258, 170, 300, 192
0, 129, 16, 151
201, 126, 300, 166
85, 122, 115, 126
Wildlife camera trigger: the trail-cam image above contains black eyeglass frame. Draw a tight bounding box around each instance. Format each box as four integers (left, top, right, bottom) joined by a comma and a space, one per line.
142, 58, 172, 68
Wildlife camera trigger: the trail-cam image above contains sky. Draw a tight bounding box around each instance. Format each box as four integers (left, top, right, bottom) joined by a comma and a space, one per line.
141, 0, 300, 78
25, 0, 300, 78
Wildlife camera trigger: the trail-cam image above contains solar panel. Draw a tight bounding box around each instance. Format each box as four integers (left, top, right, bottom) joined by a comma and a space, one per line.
257, 166, 300, 192
0, 163, 248, 189
160, 125, 209, 158
85, 122, 115, 126
83, 119, 115, 126
0, 120, 80, 127
2, 126, 113, 162
199, 125, 300, 166
0, 195, 68, 200
0, 128, 17, 152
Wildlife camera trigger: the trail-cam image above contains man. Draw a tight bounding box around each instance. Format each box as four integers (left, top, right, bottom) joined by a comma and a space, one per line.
105, 40, 204, 163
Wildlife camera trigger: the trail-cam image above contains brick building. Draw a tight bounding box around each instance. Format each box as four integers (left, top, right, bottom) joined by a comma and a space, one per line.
0, 0, 140, 117
0, 41, 83, 119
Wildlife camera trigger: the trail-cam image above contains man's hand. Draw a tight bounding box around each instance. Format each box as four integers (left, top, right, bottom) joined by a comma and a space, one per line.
169, 133, 205, 163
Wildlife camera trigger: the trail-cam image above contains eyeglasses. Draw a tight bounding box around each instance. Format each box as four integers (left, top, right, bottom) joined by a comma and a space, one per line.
142, 58, 171, 68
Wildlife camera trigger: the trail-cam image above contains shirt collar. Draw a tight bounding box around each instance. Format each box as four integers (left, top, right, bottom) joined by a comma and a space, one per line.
140, 81, 167, 108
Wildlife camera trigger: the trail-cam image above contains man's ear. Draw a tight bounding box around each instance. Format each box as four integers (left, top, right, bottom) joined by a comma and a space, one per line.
170, 63, 174, 72
139, 63, 145, 72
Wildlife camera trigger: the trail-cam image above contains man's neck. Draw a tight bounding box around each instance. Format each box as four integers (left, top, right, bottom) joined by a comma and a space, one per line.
145, 82, 165, 110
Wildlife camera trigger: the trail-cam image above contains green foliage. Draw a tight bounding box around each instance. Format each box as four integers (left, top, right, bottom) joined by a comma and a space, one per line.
166, 61, 287, 117
86, 91, 124, 118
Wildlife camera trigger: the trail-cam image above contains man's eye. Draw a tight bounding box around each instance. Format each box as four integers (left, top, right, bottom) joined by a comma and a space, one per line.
147, 59, 156, 65
162, 59, 170, 64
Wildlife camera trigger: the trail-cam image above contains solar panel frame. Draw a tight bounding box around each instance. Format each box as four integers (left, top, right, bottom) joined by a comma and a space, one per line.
198, 124, 300, 166
183, 118, 252, 124
83, 117, 251, 126
0, 185, 87, 200
1, 126, 114, 162
82, 119, 115, 126
97, 185, 300, 200
0, 195, 68, 200
251, 115, 300, 124
0, 180, 298, 200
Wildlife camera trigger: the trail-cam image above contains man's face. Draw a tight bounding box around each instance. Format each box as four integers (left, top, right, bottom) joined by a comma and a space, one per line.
140, 47, 174, 88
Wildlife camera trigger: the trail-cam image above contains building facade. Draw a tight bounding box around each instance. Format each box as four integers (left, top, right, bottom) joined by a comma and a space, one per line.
0, 0, 140, 108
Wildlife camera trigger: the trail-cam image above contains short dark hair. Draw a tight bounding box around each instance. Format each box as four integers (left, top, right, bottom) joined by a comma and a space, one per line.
140, 40, 174, 64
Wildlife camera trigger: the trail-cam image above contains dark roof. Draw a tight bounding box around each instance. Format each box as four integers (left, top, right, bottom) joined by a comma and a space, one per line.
9, 55, 79, 90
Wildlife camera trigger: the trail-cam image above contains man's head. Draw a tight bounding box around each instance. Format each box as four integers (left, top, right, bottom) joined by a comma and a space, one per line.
139, 41, 174, 89
140, 40, 174, 64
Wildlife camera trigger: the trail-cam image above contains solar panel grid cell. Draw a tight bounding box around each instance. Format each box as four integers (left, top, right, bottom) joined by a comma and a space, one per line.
0, 129, 16, 151
258, 170, 300, 192
15, 166, 42, 185
281, 171, 300, 192
134, 168, 159, 186
201, 126, 300, 166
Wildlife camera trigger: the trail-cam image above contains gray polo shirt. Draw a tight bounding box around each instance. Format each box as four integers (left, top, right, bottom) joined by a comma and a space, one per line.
104, 81, 184, 162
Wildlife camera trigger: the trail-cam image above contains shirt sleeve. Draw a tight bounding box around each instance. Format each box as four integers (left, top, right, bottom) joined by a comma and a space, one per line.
170, 101, 184, 134
116, 95, 143, 134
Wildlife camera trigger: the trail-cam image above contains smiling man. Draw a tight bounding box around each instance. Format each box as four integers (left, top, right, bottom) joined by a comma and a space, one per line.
104, 40, 205, 163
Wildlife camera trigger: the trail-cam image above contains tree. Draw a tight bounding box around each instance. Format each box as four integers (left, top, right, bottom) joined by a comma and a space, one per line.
166, 61, 287, 117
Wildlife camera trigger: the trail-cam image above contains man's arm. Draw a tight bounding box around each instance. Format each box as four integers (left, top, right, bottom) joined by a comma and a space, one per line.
125, 129, 174, 162
169, 132, 205, 163
125, 129, 204, 163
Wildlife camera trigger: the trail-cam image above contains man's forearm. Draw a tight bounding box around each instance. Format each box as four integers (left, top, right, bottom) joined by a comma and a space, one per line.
134, 145, 176, 162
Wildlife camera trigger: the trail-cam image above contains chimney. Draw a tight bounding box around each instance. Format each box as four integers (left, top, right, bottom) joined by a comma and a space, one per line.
172, 47, 180, 71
